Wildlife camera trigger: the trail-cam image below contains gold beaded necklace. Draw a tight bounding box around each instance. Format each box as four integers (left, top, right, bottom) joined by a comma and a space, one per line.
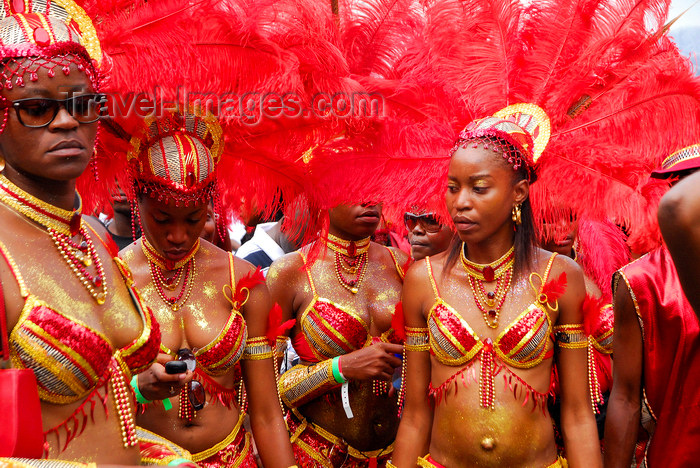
0, 175, 107, 304
141, 238, 199, 311
325, 233, 370, 294
461, 244, 515, 328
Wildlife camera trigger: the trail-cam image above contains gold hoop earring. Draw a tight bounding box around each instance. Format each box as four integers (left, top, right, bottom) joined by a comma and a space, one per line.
511, 204, 522, 225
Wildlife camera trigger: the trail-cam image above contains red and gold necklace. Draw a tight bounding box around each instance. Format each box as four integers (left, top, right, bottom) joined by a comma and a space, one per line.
141, 237, 199, 311
0, 175, 107, 304
461, 243, 515, 328
325, 233, 370, 294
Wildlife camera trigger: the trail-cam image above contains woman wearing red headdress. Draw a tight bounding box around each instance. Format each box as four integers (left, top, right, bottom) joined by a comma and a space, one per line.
118, 109, 296, 468
268, 203, 409, 467
0, 0, 162, 464
392, 106, 602, 468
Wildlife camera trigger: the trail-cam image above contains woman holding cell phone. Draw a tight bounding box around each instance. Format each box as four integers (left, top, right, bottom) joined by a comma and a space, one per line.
118, 108, 295, 467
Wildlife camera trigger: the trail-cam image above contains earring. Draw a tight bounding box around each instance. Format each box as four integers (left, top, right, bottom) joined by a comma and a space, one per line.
511, 204, 522, 225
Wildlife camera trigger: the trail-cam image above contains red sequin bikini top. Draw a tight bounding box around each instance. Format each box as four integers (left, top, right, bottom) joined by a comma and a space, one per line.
161, 253, 247, 377
426, 253, 557, 369
292, 249, 403, 363
0, 240, 160, 406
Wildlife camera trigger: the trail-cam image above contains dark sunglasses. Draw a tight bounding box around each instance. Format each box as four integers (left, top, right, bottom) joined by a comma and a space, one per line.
404, 212, 442, 233
177, 348, 205, 411
1, 93, 107, 128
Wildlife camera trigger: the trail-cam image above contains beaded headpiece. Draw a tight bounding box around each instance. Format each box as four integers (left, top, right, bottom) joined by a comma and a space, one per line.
454, 103, 551, 182
127, 108, 223, 206
651, 144, 700, 179
0, 0, 101, 91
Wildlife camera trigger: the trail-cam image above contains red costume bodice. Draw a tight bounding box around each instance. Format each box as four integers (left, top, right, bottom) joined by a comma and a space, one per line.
616, 246, 700, 467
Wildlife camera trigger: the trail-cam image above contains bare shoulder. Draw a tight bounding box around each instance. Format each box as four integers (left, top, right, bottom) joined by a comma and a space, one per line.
267, 250, 305, 285
83, 215, 109, 237
404, 256, 431, 286
119, 240, 141, 264
534, 247, 583, 280
385, 245, 410, 265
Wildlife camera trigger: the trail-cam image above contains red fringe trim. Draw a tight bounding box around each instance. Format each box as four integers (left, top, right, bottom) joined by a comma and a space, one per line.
44, 370, 111, 453
428, 360, 552, 414
195, 369, 239, 409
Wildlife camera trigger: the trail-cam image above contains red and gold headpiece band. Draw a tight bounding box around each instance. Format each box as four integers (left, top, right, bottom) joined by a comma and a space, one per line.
650, 144, 700, 179
0, 0, 101, 90
454, 103, 551, 181
127, 108, 224, 206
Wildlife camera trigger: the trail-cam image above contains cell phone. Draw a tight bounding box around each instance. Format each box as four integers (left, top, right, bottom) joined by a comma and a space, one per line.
164, 360, 188, 374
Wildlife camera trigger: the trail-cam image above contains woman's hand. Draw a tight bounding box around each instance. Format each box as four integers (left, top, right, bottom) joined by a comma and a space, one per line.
340, 342, 403, 381
137, 353, 194, 401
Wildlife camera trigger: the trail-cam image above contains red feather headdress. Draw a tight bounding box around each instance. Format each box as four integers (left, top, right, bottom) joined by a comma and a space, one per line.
298, 0, 700, 256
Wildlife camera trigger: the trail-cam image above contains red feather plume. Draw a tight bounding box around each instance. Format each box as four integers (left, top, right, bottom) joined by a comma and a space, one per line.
266, 303, 296, 345
541, 272, 568, 303
392, 302, 406, 341
234, 267, 266, 308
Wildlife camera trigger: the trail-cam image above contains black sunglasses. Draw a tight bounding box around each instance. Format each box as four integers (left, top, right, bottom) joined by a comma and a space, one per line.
177, 348, 206, 411
404, 212, 442, 233
1, 93, 107, 128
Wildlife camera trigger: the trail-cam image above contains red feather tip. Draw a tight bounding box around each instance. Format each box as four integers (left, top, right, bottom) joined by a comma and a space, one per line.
233, 266, 266, 307
401, 257, 414, 278
582, 294, 612, 337
104, 234, 120, 258
392, 302, 406, 341
266, 303, 296, 345
540, 272, 567, 303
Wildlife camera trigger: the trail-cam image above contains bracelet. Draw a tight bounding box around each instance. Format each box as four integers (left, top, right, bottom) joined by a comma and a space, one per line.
331, 356, 347, 384
167, 458, 194, 466
131, 374, 152, 404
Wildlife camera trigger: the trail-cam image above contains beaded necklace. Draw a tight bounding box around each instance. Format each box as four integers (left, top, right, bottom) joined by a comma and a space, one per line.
325, 233, 371, 294
141, 237, 199, 311
461, 243, 515, 328
0, 175, 107, 304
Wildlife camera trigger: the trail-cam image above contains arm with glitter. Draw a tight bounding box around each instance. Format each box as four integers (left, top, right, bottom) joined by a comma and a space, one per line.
392, 261, 433, 467
553, 256, 602, 468
237, 261, 296, 468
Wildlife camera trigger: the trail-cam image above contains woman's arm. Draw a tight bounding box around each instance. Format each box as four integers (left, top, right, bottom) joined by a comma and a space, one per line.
553, 257, 602, 468
658, 170, 700, 313
392, 262, 433, 467
603, 275, 642, 468
239, 261, 296, 468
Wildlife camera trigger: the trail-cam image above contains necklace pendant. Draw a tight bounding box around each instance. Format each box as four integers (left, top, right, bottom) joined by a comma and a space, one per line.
350, 287, 358, 294
83, 255, 92, 267
348, 241, 356, 257
483, 266, 495, 282
96, 292, 106, 305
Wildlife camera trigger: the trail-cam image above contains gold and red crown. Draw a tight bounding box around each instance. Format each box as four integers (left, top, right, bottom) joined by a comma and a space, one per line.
457, 103, 551, 180
127, 108, 224, 204
0, 0, 101, 62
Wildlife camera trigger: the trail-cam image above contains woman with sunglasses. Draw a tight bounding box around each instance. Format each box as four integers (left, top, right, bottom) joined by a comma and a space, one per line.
0, 1, 162, 464
404, 211, 454, 261
392, 105, 601, 467
118, 109, 295, 467
268, 203, 409, 467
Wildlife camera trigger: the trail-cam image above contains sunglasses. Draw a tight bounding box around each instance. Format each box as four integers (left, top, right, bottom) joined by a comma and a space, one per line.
1, 93, 107, 128
404, 212, 442, 233
177, 348, 206, 411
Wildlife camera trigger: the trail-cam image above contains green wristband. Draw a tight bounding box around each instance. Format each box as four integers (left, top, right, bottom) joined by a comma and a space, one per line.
130, 374, 152, 404
331, 357, 346, 384
167, 458, 193, 466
